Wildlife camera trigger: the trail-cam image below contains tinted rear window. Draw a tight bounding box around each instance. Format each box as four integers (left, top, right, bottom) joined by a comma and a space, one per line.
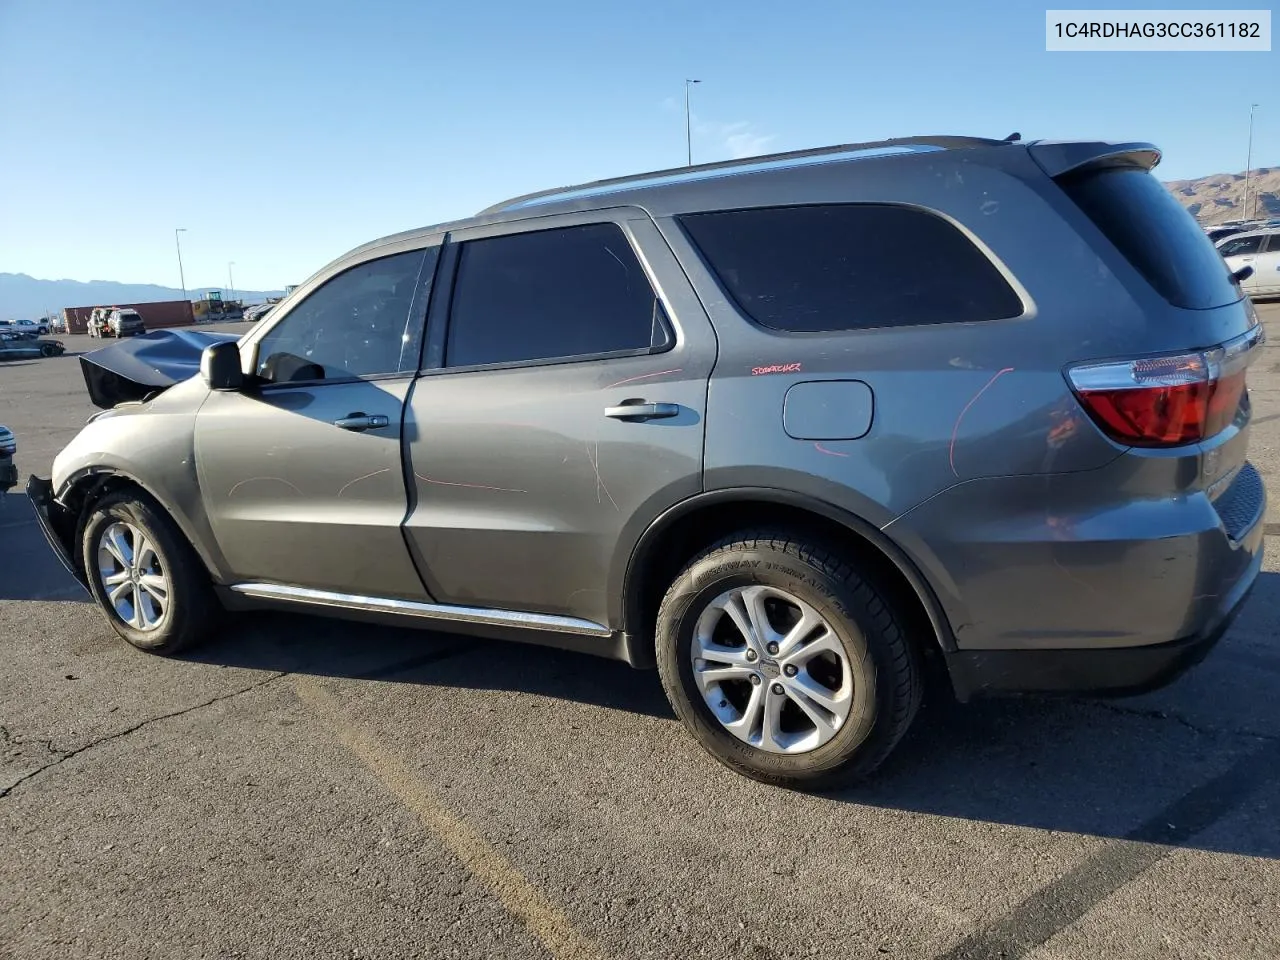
1057, 168, 1240, 310
678, 204, 1023, 333
447, 223, 669, 367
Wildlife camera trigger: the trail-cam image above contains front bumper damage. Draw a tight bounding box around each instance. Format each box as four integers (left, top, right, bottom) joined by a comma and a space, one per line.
26, 475, 88, 590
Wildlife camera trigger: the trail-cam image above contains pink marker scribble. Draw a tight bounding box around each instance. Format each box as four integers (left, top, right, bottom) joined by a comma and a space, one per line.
948, 367, 1015, 477
752, 362, 802, 376
604, 368, 683, 389
814, 443, 850, 458
415, 473, 527, 494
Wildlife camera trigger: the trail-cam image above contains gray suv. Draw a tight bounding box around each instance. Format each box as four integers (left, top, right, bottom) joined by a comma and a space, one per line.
28, 135, 1267, 788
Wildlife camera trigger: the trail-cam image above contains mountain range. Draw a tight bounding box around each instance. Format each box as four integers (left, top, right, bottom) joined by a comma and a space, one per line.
0, 273, 284, 322
1166, 167, 1280, 225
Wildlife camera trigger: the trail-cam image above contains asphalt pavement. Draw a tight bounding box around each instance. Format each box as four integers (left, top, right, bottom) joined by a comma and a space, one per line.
1, 315, 1278, 959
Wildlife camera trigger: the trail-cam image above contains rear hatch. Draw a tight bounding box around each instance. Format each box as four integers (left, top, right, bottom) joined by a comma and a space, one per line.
1032, 142, 1264, 535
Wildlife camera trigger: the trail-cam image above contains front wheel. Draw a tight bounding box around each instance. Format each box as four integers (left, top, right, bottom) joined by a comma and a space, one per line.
81, 490, 221, 654
40, 342, 56, 357
655, 532, 922, 790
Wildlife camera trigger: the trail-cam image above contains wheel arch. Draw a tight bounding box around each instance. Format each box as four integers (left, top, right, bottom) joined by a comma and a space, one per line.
618, 487, 957, 669
56, 468, 226, 583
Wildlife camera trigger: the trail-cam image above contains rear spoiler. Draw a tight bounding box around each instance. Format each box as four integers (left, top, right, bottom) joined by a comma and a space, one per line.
1027, 140, 1162, 179
80, 329, 239, 409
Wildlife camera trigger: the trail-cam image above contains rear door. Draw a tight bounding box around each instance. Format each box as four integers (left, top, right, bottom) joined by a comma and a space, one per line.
195, 244, 439, 598
402, 210, 716, 631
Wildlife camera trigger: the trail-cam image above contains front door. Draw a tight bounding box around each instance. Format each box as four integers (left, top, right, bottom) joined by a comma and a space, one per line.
403, 212, 716, 631
1256, 235, 1280, 296
195, 244, 440, 599
1219, 233, 1265, 294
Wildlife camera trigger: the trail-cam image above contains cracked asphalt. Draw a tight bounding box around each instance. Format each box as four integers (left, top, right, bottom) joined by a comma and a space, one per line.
2, 314, 1279, 960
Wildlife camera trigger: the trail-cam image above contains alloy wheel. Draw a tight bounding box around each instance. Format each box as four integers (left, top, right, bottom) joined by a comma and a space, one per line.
691, 585, 853, 754
96, 521, 170, 631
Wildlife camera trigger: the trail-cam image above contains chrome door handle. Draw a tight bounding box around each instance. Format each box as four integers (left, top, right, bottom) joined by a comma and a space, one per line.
334, 413, 391, 432
604, 401, 681, 422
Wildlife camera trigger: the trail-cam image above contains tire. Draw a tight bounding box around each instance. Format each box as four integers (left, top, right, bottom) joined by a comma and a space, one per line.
80, 489, 220, 654
40, 343, 56, 357
655, 531, 922, 790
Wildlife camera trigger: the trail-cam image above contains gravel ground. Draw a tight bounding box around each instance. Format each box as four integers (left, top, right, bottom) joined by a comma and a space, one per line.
1, 314, 1278, 960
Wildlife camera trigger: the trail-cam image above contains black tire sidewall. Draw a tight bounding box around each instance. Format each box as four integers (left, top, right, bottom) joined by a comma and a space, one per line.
81, 493, 200, 653
658, 541, 901, 786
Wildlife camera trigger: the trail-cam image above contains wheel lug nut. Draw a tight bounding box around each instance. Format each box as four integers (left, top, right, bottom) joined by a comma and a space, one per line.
750, 674, 761, 686
766, 642, 779, 655
745, 649, 758, 661
783, 664, 798, 677
771, 683, 785, 695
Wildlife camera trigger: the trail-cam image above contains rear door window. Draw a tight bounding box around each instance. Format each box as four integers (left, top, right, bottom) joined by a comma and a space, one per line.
677, 204, 1023, 333
445, 223, 671, 367
1057, 167, 1240, 309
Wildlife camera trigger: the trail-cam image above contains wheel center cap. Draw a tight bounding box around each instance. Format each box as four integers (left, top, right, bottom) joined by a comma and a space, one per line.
758, 657, 781, 680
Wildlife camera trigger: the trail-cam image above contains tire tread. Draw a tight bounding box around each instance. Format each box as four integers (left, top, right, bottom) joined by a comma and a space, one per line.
655, 527, 922, 789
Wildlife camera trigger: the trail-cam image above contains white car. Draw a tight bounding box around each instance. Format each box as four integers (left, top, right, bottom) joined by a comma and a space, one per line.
1217, 229, 1280, 299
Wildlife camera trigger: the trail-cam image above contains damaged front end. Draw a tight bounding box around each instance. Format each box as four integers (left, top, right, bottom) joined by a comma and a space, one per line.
80, 329, 240, 410
26, 475, 87, 588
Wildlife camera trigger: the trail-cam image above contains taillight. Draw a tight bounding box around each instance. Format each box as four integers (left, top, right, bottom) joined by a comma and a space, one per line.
1067, 329, 1260, 448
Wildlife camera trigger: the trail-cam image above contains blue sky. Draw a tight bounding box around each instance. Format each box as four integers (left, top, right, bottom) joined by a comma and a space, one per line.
1, 0, 1276, 292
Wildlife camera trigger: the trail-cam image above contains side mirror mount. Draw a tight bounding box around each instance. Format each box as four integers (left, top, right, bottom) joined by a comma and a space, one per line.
201, 341, 244, 391
1232, 264, 1255, 284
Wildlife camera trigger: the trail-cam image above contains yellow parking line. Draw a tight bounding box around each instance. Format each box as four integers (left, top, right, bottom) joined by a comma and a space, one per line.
296, 678, 609, 960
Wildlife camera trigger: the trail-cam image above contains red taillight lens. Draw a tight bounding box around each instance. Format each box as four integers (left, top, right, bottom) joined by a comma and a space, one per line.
1068, 336, 1257, 448
1076, 379, 1212, 446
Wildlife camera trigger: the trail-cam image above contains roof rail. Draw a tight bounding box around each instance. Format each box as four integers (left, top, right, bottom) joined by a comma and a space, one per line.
479, 134, 1007, 215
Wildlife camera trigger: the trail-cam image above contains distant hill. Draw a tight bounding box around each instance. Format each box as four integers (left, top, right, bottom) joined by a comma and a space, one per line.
0, 273, 284, 322
1165, 168, 1280, 225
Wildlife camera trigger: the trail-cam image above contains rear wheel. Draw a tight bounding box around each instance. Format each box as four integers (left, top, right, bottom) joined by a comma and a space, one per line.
655, 531, 921, 789
81, 490, 220, 654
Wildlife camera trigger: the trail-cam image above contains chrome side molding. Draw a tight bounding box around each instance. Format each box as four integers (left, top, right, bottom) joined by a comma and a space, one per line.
227, 582, 613, 637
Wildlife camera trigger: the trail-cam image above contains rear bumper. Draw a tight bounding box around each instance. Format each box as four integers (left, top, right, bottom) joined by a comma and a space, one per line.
946, 530, 1262, 700
26, 474, 88, 588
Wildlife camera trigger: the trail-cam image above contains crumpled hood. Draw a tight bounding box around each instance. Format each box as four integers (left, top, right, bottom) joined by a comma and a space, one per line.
80, 329, 239, 410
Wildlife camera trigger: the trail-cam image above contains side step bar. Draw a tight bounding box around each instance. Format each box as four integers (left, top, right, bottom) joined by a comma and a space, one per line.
227, 583, 613, 637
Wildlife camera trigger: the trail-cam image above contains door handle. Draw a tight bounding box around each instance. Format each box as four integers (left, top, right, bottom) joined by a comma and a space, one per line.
334, 412, 391, 432
604, 401, 681, 422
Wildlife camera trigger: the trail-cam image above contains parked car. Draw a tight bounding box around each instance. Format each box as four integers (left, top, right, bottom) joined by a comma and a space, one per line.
1207, 224, 1252, 245
0, 425, 15, 492
0, 320, 38, 340
10, 318, 50, 335
107, 309, 146, 338
242, 302, 277, 324
0, 333, 65, 360
28, 135, 1266, 788
1217, 228, 1280, 299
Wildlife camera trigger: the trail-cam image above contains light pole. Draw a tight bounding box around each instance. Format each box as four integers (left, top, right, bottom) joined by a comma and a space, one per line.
684, 79, 701, 167
1244, 104, 1260, 220
174, 228, 188, 302
227, 261, 236, 303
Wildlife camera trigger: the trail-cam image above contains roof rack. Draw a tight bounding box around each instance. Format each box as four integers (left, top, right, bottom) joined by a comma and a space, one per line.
479, 134, 1007, 215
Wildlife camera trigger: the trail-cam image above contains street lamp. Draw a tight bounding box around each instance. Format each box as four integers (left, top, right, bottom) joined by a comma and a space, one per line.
227, 261, 236, 303
685, 79, 701, 167
1244, 104, 1260, 220
174, 228, 188, 302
